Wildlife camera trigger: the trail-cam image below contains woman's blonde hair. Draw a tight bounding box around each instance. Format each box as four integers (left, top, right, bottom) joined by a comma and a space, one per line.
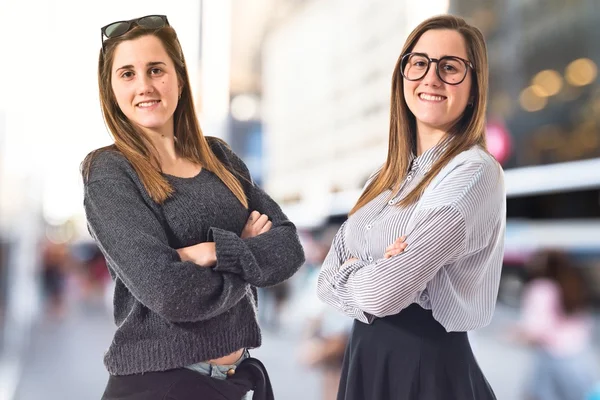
82, 23, 247, 207
350, 15, 489, 215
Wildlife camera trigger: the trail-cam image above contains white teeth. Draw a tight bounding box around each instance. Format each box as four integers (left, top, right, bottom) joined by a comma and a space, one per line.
137, 101, 159, 107
419, 93, 445, 101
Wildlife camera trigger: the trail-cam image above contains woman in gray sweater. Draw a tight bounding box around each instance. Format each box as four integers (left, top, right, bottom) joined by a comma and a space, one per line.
82, 15, 304, 400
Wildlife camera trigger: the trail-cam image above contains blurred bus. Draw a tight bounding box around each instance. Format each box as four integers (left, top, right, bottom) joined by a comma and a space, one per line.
499, 158, 600, 307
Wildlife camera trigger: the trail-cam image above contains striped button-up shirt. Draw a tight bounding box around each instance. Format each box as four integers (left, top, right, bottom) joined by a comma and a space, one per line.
317, 141, 506, 332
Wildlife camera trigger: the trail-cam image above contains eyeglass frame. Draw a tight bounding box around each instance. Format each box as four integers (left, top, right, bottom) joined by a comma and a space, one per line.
100, 15, 170, 53
400, 52, 475, 85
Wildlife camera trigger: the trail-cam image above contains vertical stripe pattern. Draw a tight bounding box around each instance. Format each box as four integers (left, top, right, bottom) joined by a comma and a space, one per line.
317, 143, 506, 332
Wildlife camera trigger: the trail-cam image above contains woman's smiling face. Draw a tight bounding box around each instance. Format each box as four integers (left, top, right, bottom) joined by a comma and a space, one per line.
110, 34, 181, 136
403, 29, 473, 135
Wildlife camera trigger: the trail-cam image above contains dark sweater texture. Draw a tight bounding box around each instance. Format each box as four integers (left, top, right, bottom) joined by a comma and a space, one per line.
83, 137, 305, 375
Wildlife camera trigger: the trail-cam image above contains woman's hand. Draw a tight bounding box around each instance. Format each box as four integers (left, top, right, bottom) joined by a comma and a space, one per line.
241, 210, 272, 239
341, 257, 359, 269
339, 236, 407, 268
177, 211, 272, 268
384, 236, 407, 259
177, 242, 217, 267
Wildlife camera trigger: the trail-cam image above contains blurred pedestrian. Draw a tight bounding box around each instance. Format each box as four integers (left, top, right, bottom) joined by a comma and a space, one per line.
81, 14, 304, 399
40, 239, 69, 319
317, 15, 505, 399
513, 250, 598, 400
259, 281, 290, 332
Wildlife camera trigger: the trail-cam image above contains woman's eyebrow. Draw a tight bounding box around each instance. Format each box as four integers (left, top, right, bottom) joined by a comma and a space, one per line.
115, 61, 167, 73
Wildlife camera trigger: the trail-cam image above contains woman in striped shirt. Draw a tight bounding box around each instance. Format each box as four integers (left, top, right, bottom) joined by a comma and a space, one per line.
317, 15, 505, 400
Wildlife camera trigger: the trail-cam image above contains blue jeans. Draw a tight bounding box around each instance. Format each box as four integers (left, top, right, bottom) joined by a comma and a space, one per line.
185, 349, 252, 399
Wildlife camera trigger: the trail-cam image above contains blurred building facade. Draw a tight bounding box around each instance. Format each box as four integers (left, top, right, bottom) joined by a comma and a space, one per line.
260, 1, 452, 226
227, 0, 299, 184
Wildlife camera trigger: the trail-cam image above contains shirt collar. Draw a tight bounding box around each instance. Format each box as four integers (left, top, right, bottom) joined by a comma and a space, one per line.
411, 135, 453, 174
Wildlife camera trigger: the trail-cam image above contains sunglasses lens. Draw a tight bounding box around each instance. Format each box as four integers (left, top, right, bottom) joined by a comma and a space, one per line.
138, 16, 166, 29
105, 22, 131, 38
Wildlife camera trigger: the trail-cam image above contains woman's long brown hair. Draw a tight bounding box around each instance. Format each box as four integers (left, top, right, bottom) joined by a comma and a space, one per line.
350, 15, 490, 215
82, 24, 247, 208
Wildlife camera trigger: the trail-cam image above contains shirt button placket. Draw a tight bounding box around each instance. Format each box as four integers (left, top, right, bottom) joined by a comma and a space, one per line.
365, 222, 374, 263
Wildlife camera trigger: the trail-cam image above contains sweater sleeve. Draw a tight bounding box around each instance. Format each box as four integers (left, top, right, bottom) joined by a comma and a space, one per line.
84, 164, 250, 323
208, 139, 306, 287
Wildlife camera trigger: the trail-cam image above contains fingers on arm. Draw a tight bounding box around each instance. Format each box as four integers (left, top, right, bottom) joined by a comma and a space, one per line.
384, 236, 407, 259
260, 221, 273, 234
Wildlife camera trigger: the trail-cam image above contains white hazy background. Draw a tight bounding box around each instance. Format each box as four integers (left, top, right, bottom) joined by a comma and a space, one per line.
0, 0, 203, 228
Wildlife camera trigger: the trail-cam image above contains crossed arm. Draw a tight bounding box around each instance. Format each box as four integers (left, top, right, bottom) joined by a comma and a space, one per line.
316, 160, 504, 324
177, 210, 273, 266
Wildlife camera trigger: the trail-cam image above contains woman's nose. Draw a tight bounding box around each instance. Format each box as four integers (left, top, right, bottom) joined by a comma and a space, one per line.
421, 62, 442, 86
137, 75, 155, 95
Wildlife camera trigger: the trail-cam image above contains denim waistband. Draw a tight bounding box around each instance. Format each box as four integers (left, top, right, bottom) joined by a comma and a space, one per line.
185, 349, 250, 380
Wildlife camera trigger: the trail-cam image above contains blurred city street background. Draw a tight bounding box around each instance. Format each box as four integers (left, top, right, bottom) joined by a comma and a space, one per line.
1, 0, 599, 399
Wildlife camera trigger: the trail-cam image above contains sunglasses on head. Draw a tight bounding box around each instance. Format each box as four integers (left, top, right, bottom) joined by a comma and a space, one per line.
101, 15, 169, 52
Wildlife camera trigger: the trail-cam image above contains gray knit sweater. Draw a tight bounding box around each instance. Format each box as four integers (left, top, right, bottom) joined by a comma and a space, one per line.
83, 137, 305, 375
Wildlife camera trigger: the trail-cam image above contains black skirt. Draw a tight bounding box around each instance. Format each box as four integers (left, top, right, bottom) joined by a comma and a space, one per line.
337, 304, 496, 400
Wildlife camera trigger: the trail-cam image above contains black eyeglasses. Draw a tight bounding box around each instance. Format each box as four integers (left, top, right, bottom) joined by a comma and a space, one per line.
101, 15, 169, 52
400, 52, 474, 85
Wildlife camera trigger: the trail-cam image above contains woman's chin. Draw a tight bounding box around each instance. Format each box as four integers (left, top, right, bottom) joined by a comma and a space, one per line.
416, 118, 452, 132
